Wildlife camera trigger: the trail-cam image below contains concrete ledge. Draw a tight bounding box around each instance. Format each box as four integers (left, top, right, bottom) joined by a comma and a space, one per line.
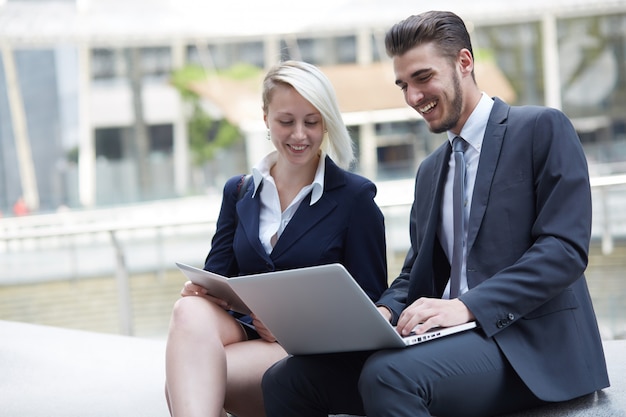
1, 320, 624, 417
0, 320, 170, 417
499, 338, 626, 416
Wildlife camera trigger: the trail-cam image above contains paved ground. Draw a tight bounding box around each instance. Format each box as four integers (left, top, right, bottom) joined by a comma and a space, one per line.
1, 320, 625, 417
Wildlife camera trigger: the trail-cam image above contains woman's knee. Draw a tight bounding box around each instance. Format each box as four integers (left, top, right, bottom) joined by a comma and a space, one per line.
170, 297, 207, 328
169, 296, 234, 339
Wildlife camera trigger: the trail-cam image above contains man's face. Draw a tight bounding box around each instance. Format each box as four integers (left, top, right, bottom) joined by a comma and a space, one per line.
393, 43, 463, 134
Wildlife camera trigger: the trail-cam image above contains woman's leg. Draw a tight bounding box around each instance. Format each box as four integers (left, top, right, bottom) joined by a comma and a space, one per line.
223, 339, 287, 417
165, 296, 247, 417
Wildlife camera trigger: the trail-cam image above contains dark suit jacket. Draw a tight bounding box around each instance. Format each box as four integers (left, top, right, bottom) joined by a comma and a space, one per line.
377, 98, 609, 402
204, 155, 388, 303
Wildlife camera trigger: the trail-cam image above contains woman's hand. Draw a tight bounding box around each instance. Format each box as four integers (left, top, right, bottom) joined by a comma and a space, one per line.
180, 281, 230, 310
250, 314, 277, 343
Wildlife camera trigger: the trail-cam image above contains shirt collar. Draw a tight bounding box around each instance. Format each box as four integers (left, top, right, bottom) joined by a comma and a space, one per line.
251, 151, 326, 205
447, 92, 494, 152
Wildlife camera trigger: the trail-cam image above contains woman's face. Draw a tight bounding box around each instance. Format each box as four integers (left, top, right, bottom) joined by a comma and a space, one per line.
264, 84, 324, 168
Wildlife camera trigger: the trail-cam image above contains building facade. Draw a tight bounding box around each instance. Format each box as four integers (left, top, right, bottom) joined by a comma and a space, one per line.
1, 0, 626, 213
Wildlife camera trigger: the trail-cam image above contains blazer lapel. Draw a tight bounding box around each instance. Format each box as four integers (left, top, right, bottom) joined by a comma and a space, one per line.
270, 195, 337, 259
467, 98, 508, 254
270, 156, 343, 260
236, 190, 269, 261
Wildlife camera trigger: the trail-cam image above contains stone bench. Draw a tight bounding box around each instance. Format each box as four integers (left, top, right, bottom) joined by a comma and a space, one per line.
1, 320, 624, 416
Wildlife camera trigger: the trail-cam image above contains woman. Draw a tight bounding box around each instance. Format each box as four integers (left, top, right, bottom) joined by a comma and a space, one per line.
164, 60, 388, 417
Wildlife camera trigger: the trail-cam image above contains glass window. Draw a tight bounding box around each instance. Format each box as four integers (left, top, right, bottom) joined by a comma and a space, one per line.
371, 32, 384, 62
140, 47, 172, 80
375, 121, 420, 180
336, 35, 357, 63
187, 41, 264, 70
280, 35, 357, 66
377, 143, 415, 180
474, 22, 543, 106
95, 127, 124, 160
150, 124, 174, 155
558, 14, 626, 120
92, 48, 120, 81
297, 37, 331, 65
558, 13, 626, 173
95, 124, 173, 160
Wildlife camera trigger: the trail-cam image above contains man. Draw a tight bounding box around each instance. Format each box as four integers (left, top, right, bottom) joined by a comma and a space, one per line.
262, 10, 609, 417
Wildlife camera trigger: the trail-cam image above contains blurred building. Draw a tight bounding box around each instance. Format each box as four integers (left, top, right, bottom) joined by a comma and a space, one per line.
1, 0, 626, 212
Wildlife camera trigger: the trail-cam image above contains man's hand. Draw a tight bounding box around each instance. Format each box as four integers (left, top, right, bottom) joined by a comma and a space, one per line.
396, 297, 474, 336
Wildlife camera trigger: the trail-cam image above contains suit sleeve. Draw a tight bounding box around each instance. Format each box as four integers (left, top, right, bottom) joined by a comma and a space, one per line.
203, 175, 243, 276
375, 169, 421, 323
460, 108, 592, 337
342, 180, 389, 302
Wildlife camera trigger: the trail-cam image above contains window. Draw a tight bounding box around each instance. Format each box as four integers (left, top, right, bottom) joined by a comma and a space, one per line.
95, 127, 123, 160
280, 35, 357, 65
187, 41, 264, 70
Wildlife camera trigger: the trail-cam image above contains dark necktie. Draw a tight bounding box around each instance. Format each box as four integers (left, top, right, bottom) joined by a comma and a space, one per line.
450, 136, 467, 298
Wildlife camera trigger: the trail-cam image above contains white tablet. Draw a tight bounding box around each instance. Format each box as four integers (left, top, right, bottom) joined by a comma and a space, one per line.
175, 262, 251, 315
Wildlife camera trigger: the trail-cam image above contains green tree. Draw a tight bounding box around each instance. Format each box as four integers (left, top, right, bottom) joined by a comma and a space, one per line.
170, 64, 258, 165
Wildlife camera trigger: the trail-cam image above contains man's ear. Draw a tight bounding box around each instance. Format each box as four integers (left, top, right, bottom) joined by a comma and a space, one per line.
458, 48, 474, 78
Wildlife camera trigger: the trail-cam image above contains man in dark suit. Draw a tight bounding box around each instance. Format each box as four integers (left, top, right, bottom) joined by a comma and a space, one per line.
262, 10, 610, 417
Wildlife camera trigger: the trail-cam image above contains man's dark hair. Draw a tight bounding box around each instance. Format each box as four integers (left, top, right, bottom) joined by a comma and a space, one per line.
385, 10, 474, 63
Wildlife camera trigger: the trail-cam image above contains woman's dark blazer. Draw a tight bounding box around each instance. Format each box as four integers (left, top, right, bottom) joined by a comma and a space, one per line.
204, 155, 388, 303
378, 98, 609, 402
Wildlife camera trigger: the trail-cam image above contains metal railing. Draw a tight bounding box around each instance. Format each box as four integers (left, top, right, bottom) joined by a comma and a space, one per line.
2, 175, 626, 335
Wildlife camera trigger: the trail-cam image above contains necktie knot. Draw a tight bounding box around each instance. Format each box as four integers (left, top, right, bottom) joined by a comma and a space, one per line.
453, 136, 467, 153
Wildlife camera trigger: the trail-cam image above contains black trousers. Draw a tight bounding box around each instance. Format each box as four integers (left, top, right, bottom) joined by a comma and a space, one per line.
262, 329, 547, 417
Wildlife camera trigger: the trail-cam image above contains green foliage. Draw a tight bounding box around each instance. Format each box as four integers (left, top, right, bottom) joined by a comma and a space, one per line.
170, 63, 261, 165
66, 146, 79, 164
474, 48, 495, 63
170, 65, 207, 100
187, 105, 241, 163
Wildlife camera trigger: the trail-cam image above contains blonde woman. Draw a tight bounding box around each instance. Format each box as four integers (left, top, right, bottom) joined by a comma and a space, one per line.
164, 61, 388, 417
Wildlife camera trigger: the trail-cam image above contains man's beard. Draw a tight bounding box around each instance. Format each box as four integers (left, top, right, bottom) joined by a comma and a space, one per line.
430, 71, 463, 134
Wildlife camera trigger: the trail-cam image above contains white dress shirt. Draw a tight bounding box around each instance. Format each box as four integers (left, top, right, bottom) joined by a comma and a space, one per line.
251, 151, 326, 255
440, 93, 494, 298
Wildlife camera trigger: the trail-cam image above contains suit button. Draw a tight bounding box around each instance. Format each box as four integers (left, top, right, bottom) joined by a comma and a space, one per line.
508, 313, 515, 321
497, 320, 504, 328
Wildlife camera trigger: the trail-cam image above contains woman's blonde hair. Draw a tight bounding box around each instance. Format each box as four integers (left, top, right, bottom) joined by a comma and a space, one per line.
262, 60, 354, 169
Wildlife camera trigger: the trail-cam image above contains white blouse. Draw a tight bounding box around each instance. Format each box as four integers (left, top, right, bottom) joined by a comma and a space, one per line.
251, 151, 326, 254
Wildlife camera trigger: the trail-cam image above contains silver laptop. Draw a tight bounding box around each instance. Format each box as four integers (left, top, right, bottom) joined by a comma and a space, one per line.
177, 262, 476, 355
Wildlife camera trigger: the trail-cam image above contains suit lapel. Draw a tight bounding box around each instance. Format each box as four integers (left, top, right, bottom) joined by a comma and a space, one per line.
407, 143, 450, 303
467, 98, 509, 253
